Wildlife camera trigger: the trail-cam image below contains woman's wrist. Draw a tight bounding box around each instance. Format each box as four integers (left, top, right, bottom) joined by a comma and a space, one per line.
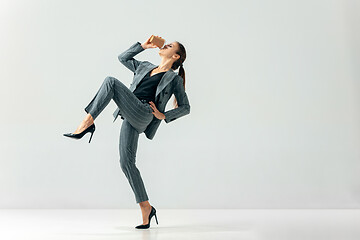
140, 43, 147, 49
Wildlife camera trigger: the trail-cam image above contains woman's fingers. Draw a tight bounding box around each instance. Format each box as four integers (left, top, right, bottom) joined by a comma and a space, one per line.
149, 101, 157, 111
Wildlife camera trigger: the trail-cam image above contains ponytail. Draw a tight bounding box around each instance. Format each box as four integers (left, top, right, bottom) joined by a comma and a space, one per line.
172, 42, 186, 108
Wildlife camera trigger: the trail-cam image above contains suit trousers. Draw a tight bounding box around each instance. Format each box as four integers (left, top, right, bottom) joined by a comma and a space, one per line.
84, 76, 154, 203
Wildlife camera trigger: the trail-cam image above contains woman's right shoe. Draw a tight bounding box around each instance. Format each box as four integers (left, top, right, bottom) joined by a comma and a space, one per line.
135, 205, 158, 229
63, 123, 96, 143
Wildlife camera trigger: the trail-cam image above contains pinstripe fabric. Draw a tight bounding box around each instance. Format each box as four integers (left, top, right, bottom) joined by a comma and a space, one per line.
83, 41, 191, 203
113, 41, 191, 140
83, 75, 153, 203
84, 76, 153, 134
119, 118, 149, 203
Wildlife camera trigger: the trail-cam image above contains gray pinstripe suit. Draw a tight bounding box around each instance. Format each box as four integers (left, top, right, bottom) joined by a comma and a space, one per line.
84, 41, 190, 203
113, 41, 191, 140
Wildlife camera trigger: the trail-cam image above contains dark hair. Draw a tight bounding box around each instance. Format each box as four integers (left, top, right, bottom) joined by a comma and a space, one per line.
171, 41, 186, 108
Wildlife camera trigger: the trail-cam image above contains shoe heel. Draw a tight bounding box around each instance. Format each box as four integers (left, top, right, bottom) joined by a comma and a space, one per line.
89, 131, 94, 143
154, 213, 158, 224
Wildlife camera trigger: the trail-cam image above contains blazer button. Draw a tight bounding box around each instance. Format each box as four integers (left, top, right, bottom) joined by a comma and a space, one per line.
165, 91, 168, 94
159, 101, 162, 104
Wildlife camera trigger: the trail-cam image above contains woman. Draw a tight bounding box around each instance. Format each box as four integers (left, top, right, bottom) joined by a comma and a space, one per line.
63, 35, 191, 229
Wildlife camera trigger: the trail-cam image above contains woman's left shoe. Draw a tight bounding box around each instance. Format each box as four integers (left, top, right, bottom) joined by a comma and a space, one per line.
63, 123, 96, 143
135, 205, 158, 229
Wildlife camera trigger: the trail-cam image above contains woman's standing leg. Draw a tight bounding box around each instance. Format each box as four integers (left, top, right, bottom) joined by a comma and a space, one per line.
119, 118, 149, 203
119, 119, 153, 225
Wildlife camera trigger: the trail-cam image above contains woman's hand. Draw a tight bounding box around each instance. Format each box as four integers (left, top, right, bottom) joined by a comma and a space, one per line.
141, 35, 163, 49
149, 101, 165, 120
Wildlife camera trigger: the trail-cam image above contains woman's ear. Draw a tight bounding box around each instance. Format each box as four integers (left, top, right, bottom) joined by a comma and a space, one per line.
173, 53, 180, 60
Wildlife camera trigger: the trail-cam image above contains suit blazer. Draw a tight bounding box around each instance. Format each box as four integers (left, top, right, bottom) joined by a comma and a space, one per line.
112, 41, 191, 140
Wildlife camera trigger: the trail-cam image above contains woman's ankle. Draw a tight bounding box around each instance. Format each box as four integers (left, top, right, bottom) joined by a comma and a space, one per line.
139, 201, 151, 208
87, 113, 94, 122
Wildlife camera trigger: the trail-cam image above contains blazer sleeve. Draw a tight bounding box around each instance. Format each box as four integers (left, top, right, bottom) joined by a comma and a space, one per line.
118, 41, 145, 73
163, 75, 191, 123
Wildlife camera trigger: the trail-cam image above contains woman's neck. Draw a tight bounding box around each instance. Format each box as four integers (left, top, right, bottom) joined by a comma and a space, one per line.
157, 59, 173, 71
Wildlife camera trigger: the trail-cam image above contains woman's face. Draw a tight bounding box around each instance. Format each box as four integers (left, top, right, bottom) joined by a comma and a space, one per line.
159, 42, 180, 60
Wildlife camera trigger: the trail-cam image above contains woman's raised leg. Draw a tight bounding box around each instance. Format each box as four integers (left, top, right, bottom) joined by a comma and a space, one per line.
83, 76, 153, 133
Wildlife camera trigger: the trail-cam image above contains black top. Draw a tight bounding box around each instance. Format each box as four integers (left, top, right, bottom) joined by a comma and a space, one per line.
133, 70, 166, 103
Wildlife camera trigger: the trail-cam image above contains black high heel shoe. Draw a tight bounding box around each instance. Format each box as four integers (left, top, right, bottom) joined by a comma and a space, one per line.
63, 123, 96, 143
135, 205, 158, 229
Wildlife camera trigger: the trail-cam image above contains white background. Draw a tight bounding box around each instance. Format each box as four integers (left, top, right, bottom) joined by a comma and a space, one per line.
0, 0, 359, 208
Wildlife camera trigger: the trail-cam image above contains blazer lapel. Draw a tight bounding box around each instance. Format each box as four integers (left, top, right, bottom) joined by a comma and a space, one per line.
129, 64, 152, 92
129, 62, 177, 98
155, 69, 176, 97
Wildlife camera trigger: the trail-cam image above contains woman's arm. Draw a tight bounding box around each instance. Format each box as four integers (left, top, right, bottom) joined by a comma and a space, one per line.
118, 42, 145, 73
163, 76, 191, 123
118, 36, 160, 73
